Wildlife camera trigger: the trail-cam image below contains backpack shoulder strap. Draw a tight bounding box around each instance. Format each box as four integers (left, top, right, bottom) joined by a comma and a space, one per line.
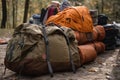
59, 27, 76, 73
41, 24, 53, 77
46, 23, 76, 73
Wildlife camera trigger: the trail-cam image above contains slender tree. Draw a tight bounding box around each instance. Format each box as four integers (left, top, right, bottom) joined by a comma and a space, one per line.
12, 0, 15, 28
23, 0, 30, 23
1, 0, 7, 28
101, 0, 104, 13
15, 0, 18, 26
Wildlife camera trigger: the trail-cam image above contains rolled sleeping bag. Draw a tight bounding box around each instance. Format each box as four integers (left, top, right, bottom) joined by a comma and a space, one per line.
78, 45, 97, 65
86, 42, 105, 54
74, 31, 93, 45
74, 25, 105, 44
94, 25, 105, 41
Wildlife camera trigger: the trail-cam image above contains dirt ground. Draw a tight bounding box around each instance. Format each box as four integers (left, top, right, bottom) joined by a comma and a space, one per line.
0, 29, 120, 80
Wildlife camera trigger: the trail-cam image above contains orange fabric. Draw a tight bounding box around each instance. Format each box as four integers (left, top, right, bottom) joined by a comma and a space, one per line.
46, 6, 94, 32
78, 45, 97, 64
0, 39, 7, 44
87, 42, 105, 54
74, 25, 105, 44
93, 25, 105, 41
74, 31, 93, 44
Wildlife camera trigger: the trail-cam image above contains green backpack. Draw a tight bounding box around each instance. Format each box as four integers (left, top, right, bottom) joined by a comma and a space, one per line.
4, 23, 80, 76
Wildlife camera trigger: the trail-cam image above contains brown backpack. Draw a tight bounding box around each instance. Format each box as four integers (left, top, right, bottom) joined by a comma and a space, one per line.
4, 23, 80, 76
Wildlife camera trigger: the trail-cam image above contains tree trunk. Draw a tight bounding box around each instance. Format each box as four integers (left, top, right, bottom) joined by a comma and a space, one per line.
101, 0, 104, 13
29, 0, 33, 17
15, 0, 18, 27
1, 0, 7, 28
23, 0, 30, 23
12, 0, 15, 28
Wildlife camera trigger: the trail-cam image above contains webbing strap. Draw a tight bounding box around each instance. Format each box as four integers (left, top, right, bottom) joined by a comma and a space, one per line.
95, 27, 100, 40
42, 23, 76, 73
59, 27, 76, 73
42, 25, 53, 77
85, 32, 93, 42
92, 42, 97, 52
6, 41, 15, 61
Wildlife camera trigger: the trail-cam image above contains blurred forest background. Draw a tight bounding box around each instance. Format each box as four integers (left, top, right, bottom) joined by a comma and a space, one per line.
0, 0, 120, 28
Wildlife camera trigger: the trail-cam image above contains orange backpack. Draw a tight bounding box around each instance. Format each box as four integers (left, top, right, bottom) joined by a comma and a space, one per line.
46, 6, 93, 32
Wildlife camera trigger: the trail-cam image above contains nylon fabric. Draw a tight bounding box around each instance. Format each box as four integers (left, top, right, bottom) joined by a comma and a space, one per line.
46, 6, 93, 32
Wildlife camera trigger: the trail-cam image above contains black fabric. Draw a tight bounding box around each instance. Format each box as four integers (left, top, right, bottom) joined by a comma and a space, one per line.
40, 8, 47, 23
103, 24, 119, 50
104, 36, 116, 40
54, 8, 58, 15
29, 19, 33, 24
32, 14, 40, 19
105, 45, 116, 50
103, 38, 116, 45
105, 29, 118, 36
98, 14, 108, 25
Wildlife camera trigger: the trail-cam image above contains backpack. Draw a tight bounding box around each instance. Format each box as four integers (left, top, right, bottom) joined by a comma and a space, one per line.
46, 6, 93, 32
113, 22, 120, 46
4, 23, 80, 76
98, 14, 108, 25
103, 24, 119, 50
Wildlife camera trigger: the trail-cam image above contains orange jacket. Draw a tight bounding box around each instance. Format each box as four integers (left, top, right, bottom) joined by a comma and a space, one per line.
46, 6, 94, 32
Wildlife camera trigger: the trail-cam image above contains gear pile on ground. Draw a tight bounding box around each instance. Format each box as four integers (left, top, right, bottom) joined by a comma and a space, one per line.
3, 5, 120, 77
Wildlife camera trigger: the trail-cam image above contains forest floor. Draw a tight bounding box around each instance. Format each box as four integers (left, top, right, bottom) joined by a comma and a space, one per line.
0, 29, 120, 80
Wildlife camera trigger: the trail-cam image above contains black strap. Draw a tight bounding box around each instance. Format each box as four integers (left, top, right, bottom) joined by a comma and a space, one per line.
42, 23, 76, 74
6, 41, 15, 61
86, 32, 93, 42
41, 24, 53, 77
59, 27, 76, 73
47, 23, 76, 73
18, 35, 24, 79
